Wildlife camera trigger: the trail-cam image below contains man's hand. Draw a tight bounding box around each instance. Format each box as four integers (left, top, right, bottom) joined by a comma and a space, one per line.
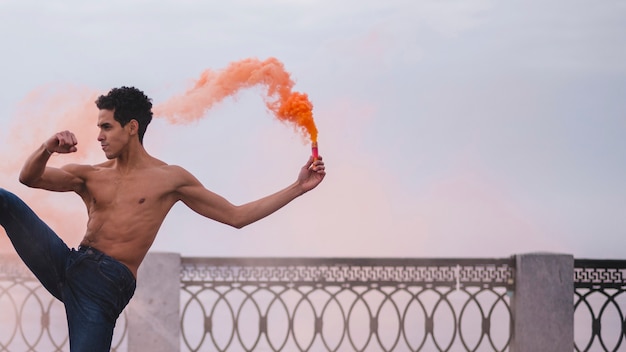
297, 155, 326, 193
44, 130, 78, 154
19, 130, 81, 189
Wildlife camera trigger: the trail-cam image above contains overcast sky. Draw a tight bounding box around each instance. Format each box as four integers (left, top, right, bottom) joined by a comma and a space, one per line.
0, 0, 624, 259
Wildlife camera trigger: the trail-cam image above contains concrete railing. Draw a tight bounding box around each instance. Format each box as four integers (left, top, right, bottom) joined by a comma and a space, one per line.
1, 252, 624, 351
133, 253, 572, 351
511, 253, 573, 351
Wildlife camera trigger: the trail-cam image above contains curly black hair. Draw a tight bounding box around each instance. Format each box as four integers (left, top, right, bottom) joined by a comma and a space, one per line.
95, 86, 153, 144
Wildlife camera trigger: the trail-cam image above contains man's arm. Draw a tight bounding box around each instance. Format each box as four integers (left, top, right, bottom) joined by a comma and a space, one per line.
175, 156, 326, 228
19, 131, 84, 192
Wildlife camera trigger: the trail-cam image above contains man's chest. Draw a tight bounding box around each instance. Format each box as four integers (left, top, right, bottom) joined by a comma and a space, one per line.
84, 171, 174, 207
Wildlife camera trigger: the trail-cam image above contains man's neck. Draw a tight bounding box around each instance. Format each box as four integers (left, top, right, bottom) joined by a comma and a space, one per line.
113, 143, 151, 174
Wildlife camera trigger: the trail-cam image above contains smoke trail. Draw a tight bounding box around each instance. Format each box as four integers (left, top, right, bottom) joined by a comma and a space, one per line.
1, 85, 100, 171
154, 57, 318, 143
1, 59, 318, 251
0, 85, 100, 252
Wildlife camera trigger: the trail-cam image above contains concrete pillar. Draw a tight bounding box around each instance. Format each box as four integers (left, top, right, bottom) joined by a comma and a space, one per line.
511, 253, 574, 352
127, 252, 181, 352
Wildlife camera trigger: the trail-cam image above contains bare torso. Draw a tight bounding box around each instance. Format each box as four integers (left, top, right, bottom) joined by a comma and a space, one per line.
75, 159, 181, 277
19, 108, 324, 281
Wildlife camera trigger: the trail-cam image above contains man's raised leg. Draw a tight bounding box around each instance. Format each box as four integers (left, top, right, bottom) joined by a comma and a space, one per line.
0, 188, 70, 300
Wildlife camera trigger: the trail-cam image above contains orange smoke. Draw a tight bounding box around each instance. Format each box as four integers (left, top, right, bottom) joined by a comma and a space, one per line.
0, 85, 100, 252
154, 57, 318, 143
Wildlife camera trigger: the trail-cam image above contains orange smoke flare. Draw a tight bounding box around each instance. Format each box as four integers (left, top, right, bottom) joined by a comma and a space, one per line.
311, 142, 319, 161
154, 57, 318, 144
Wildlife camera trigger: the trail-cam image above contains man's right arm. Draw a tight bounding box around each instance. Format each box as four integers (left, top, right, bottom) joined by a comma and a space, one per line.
19, 131, 84, 192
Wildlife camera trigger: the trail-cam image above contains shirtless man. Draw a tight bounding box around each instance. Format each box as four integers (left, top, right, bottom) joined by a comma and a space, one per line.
0, 86, 326, 351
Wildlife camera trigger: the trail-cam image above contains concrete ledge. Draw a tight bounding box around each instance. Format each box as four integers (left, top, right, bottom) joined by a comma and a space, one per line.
127, 252, 181, 352
511, 253, 574, 352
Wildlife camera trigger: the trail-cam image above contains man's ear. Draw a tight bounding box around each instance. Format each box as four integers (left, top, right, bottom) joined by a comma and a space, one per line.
128, 119, 139, 136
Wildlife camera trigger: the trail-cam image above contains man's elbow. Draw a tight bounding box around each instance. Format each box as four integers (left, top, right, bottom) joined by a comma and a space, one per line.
18, 174, 35, 187
222, 206, 250, 229
229, 219, 248, 229
18, 171, 44, 189
228, 214, 253, 229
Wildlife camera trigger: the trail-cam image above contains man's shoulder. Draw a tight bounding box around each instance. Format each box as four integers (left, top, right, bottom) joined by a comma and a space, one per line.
156, 163, 191, 176
153, 164, 199, 188
137, 158, 188, 176
61, 163, 99, 173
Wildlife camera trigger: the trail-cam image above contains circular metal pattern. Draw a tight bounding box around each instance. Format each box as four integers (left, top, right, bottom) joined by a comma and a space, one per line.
179, 283, 513, 351
574, 260, 626, 352
0, 272, 128, 351
179, 258, 515, 351
5, 257, 625, 351
574, 289, 626, 352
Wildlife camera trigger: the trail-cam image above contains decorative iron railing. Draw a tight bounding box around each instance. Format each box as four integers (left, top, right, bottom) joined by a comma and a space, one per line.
179, 257, 515, 352
0, 255, 128, 352
574, 259, 626, 352
6, 255, 625, 351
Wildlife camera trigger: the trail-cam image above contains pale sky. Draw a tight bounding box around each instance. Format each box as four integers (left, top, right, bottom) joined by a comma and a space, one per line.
0, 0, 624, 259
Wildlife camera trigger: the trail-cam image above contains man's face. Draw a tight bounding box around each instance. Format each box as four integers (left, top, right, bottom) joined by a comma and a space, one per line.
97, 109, 130, 159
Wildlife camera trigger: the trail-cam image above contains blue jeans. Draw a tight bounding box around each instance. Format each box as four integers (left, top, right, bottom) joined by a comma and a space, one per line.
0, 188, 136, 351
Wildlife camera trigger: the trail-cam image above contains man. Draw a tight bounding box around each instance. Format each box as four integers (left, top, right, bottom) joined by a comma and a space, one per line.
0, 86, 326, 351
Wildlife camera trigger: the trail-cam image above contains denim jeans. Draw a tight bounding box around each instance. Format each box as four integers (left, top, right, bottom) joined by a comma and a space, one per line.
0, 188, 136, 351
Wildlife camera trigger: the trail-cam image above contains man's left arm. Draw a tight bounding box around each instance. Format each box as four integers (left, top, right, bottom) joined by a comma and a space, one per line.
175, 156, 326, 228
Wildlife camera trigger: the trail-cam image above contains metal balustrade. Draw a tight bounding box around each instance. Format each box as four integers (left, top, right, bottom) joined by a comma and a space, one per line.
2, 254, 626, 352
179, 258, 514, 351
574, 259, 626, 352
0, 255, 127, 352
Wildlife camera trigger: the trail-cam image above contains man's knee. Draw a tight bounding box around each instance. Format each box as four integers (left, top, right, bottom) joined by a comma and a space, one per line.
0, 188, 25, 219
0, 188, 10, 210
0, 188, 18, 206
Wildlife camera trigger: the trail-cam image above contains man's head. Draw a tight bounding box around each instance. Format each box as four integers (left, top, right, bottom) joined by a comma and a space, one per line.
95, 87, 153, 144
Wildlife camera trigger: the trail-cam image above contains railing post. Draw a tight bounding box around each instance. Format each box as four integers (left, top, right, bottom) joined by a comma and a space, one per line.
511, 253, 574, 352
127, 252, 181, 352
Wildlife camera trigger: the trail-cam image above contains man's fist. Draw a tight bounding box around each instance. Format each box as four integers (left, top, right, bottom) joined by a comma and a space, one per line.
44, 130, 78, 154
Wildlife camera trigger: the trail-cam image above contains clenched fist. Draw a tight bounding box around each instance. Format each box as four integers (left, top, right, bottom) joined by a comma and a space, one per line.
44, 130, 78, 154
